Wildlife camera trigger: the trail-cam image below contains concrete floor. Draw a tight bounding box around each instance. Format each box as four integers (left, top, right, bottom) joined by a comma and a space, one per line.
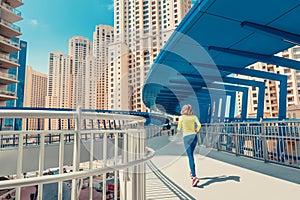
146, 135, 300, 200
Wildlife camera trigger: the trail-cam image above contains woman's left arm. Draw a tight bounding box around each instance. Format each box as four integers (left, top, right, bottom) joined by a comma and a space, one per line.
195, 116, 201, 132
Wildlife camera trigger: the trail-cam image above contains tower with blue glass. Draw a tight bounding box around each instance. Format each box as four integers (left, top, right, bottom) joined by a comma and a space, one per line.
5, 40, 27, 130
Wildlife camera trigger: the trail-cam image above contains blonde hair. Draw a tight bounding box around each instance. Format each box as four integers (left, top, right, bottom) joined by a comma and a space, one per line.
181, 104, 194, 115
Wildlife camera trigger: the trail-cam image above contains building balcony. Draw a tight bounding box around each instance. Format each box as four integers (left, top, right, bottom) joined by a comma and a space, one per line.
0, 53, 20, 69
0, 35, 20, 53
0, 18, 21, 38
0, 71, 18, 84
2, 0, 23, 8
0, 2, 22, 23
0, 89, 16, 100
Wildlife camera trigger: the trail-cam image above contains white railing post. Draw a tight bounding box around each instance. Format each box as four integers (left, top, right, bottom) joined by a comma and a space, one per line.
137, 121, 146, 200
119, 128, 128, 200
37, 132, 45, 200
120, 121, 146, 200
89, 131, 94, 200
15, 132, 24, 200
71, 106, 82, 200
58, 131, 65, 200
114, 132, 119, 200
102, 131, 107, 200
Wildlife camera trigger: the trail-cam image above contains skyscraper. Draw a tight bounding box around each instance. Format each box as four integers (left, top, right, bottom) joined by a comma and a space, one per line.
46, 52, 72, 109
0, 0, 24, 107
108, 0, 192, 112
15, 40, 27, 108
68, 36, 92, 109
45, 52, 72, 130
23, 66, 47, 130
6, 40, 27, 108
85, 55, 97, 109
93, 25, 114, 110
5, 40, 27, 130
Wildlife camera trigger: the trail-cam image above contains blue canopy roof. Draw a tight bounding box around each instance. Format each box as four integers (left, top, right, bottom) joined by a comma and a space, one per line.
142, 0, 300, 119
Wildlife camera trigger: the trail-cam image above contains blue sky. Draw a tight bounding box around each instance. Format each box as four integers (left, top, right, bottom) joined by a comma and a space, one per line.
18, 0, 198, 74
18, 0, 114, 73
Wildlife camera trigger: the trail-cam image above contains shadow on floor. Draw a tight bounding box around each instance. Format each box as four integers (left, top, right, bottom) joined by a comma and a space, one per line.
197, 175, 240, 188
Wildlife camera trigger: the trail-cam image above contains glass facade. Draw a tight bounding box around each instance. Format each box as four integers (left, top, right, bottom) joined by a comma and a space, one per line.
5, 40, 27, 130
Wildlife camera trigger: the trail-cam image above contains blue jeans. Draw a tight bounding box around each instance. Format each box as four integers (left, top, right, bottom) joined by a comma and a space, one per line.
183, 134, 198, 177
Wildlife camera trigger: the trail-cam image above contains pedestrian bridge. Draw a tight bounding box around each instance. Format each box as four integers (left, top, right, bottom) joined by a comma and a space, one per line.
0, 108, 299, 200
146, 135, 300, 200
2, 0, 300, 199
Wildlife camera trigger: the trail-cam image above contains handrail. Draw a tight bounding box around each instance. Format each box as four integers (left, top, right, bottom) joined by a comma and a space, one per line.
0, 109, 145, 122
1, 2, 22, 16
0, 89, 15, 96
0, 35, 20, 48
0, 18, 21, 32
0, 53, 19, 64
0, 107, 153, 200
0, 147, 155, 190
200, 120, 300, 169
0, 71, 17, 80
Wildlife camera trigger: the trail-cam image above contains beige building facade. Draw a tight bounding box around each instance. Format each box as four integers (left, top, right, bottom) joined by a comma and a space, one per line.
46, 52, 72, 109
45, 52, 72, 130
0, 0, 23, 106
68, 36, 92, 109
93, 25, 114, 110
108, 0, 192, 112
23, 66, 47, 130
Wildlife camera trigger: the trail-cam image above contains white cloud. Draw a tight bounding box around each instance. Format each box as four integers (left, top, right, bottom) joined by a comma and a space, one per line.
30, 19, 38, 26
107, 4, 114, 10
107, 0, 114, 10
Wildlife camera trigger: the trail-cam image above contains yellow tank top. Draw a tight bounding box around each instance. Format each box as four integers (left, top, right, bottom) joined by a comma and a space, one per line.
177, 115, 201, 136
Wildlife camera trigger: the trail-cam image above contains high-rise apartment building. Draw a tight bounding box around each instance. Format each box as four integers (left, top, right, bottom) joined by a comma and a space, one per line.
4, 39, 26, 130
68, 36, 92, 109
46, 52, 72, 109
6, 40, 27, 108
108, 0, 192, 112
45, 52, 72, 130
93, 25, 114, 110
0, 0, 23, 107
85, 55, 97, 109
236, 46, 300, 119
23, 66, 47, 130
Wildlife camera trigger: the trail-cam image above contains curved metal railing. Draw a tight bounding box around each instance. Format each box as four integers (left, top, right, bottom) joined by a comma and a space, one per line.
0, 108, 156, 200
199, 120, 300, 169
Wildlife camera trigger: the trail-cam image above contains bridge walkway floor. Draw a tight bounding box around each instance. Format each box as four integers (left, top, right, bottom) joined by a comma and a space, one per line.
146, 135, 300, 200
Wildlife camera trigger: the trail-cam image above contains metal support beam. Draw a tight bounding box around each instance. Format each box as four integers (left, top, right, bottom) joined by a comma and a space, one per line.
220, 96, 226, 122
193, 84, 248, 120
198, 103, 210, 123
190, 63, 287, 120
223, 77, 265, 121
229, 92, 236, 119
208, 46, 300, 70
213, 97, 220, 122
241, 21, 300, 45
